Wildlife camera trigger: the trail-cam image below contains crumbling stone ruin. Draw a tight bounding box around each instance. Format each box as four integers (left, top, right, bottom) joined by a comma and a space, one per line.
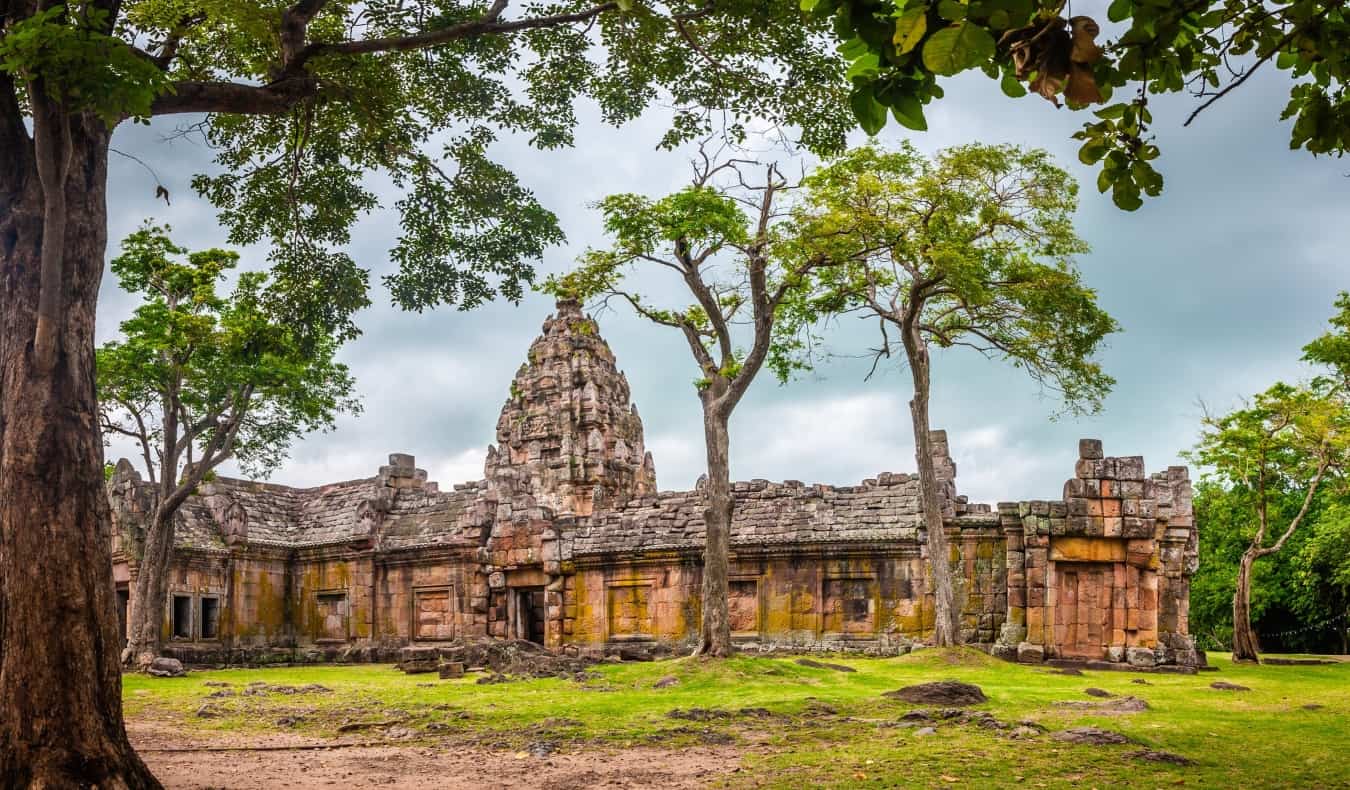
109, 299, 1202, 669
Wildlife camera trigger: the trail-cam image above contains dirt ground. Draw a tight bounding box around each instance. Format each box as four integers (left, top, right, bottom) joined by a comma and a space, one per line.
129, 721, 743, 789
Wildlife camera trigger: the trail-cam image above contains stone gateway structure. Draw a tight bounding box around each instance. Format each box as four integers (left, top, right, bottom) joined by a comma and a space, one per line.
109, 300, 1202, 669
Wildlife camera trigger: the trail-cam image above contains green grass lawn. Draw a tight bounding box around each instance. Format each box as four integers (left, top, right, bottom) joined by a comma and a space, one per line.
124, 649, 1350, 789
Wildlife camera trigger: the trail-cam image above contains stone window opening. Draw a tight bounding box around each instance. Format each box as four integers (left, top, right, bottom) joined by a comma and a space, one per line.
200, 596, 220, 640
729, 579, 761, 636
316, 591, 350, 642
412, 586, 456, 641
605, 581, 655, 642
171, 594, 193, 640
823, 577, 876, 637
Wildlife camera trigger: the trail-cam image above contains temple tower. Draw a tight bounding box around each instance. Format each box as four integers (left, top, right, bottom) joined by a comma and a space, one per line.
486, 299, 656, 517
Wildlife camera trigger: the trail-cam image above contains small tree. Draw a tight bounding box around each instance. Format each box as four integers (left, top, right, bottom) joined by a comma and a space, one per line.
1191, 382, 1348, 662
98, 226, 359, 668
544, 154, 827, 657
797, 143, 1118, 646
1191, 296, 1350, 662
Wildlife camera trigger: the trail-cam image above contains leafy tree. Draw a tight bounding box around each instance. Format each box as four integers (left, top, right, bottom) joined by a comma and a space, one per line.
812, 0, 1350, 210
544, 153, 830, 658
1190, 381, 1349, 662
1191, 480, 1331, 652
795, 142, 1118, 646
1297, 501, 1350, 654
0, 1, 848, 783
1191, 293, 1350, 661
98, 225, 360, 669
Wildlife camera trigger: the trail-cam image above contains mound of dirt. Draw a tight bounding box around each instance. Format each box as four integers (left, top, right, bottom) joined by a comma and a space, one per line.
1084, 687, 1114, 698
1050, 726, 1133, 745
884, 681, 988, 706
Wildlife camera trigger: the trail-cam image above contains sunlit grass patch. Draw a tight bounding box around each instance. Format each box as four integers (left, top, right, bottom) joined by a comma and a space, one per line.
124, 649, 1350, 788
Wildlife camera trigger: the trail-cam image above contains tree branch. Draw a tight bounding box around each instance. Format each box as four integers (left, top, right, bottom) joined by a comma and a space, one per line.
280, 0, 332, 68
1257, 456, 1330, 557
152, 78, 320, 116
287, 0, 611, 73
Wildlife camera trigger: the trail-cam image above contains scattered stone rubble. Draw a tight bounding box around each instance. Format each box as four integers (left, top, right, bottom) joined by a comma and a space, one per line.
397, 638, 597, 681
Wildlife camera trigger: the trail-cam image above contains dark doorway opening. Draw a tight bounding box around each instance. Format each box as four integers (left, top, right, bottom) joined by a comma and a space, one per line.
201, 597, 220, 640
116, 585, 129, 649
172, 595, 193, 639
516, 587, 546, 645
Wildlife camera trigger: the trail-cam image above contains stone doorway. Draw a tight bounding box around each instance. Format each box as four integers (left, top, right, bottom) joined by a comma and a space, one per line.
116, 584, 129, 649
1054, 562, 1116, 659
515, 587, 546, 645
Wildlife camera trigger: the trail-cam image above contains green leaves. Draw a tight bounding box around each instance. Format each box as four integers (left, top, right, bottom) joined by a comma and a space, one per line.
850, 86, 889, 136
892, 7, 928, 53
1072, 100, 1163, 210
922, 21, 996, 76
98, 225, 360, 482
798, 141, 1117, 416
826, 0, 1350, 212
0, 5, 169, 124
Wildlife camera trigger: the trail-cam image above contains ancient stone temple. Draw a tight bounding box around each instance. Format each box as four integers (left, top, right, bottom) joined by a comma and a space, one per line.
108, 299, 1202, 669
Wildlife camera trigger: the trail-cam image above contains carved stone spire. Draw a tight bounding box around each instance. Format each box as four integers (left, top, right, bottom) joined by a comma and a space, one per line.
486, 299, 656, 516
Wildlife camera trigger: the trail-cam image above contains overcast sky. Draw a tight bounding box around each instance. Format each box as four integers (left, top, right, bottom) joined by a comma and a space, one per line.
98, 51, 1349, 507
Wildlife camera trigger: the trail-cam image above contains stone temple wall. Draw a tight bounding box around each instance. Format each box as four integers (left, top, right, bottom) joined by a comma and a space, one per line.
109, 300, 1200, 669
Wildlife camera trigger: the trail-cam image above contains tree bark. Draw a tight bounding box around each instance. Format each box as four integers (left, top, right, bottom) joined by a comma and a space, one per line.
697, 399, 734, 658
1231, 548, 1262, 662
902, 325, 960, 647
124, 509, 174, 668
0, 114, 160, 785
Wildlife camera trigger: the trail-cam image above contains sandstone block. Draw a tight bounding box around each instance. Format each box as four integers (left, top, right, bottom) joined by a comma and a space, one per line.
1075, 458, 1102, 479
1117, 456, 1146, 481
1079, 439, 1104, 460
1017, 642, 1045, 663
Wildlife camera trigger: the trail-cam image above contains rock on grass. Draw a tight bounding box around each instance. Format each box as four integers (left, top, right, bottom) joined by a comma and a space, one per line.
1053, 695, 1149, 713
795, 658, 856, 673
1211, 681, 1251, 691
883, 681, 987, 706
1128, 748, 1195, 765
1050, 726, 1133, 745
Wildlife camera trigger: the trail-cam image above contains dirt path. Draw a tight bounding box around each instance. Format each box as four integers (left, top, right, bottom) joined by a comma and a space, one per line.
129, 722, 743, 789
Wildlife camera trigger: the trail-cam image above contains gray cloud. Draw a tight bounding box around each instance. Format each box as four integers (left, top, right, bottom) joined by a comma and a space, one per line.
100, 63, 1349, 507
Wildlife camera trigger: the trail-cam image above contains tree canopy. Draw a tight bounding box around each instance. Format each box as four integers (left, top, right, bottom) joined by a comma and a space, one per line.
1, 0, 853, 341
796, 142, 1119, 415
815, 0, 1350, 210
97, 224, 360, 488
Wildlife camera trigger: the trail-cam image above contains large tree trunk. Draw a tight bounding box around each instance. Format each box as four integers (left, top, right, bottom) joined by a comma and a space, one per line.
697, 403, 734, 658
1231, 548, 1262, 662
903, 329, 960, 647
124, 509, 174, 668
0, 117, 160, 786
